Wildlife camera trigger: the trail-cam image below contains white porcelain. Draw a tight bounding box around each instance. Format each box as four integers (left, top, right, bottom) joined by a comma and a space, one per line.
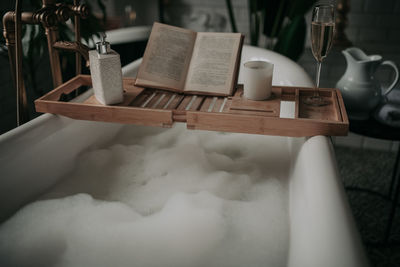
243, 60, 274, 100
0, 46, 369, 267
89, 26, 151, 46
336, 47, 399, 120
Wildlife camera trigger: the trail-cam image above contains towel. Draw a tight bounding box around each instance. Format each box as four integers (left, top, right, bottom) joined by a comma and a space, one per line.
387, 87, 400, 104
374, 87, 400, 127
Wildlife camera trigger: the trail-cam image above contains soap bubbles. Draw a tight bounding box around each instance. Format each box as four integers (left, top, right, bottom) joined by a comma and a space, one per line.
0, 124, 289, 267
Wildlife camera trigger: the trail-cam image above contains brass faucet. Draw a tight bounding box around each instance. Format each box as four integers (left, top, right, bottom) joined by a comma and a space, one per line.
3, 0, 90, 126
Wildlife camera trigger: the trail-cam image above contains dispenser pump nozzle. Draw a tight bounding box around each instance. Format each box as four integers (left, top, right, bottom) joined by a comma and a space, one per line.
96, 33, 110, 55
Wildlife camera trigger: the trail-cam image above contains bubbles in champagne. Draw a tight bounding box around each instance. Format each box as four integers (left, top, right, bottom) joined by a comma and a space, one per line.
311, 22, 334, 62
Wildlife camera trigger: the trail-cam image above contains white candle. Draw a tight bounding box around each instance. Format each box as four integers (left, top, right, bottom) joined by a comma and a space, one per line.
243, 60, 274, 101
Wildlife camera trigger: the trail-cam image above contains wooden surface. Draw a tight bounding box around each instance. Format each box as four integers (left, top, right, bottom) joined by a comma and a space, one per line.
35, 75, 349, 137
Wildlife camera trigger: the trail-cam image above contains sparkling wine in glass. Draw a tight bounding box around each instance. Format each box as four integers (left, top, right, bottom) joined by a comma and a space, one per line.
304, 4, 335, 106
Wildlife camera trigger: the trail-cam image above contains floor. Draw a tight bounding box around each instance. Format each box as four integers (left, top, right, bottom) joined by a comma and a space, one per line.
334, 146, 400, 267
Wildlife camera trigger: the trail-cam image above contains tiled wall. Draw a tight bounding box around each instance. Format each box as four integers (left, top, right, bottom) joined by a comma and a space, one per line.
162, 0, 247, 34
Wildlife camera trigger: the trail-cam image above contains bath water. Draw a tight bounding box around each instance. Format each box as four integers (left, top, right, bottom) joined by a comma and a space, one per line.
0, 124, 290, 267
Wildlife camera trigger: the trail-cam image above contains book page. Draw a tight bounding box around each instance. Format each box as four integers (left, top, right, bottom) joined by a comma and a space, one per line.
135, 23, 196, 91
183, 32, 242, 95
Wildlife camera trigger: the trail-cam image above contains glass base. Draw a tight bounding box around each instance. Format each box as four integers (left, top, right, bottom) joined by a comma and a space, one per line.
303, 95, 328, 106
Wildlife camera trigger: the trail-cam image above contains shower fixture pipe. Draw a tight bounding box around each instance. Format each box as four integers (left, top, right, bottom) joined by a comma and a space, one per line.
3, 0, 89, 125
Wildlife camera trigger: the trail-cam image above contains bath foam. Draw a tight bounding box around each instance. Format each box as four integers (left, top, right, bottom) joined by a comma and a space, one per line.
0, 124, 290, 267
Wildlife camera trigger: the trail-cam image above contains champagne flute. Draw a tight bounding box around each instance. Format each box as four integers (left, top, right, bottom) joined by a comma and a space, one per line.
304, 4, 335, 106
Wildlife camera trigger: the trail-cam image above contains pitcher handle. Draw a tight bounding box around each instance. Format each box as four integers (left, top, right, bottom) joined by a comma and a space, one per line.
380, 60, 399, 96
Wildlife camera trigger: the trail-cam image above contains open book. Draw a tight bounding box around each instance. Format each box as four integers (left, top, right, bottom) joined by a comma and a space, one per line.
135, 22, 244, 96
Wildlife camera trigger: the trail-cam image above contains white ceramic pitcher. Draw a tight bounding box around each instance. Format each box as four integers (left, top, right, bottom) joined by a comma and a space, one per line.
336, 47, 399, 120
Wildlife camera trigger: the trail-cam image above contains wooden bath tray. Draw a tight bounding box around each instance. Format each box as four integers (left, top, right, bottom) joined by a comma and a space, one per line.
35, 75, 349, 137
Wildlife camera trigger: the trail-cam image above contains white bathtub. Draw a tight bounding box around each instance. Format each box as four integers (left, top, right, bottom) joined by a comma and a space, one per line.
0, 46, 369, 267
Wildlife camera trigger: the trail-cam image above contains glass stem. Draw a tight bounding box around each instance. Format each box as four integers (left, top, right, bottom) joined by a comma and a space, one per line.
314, 61, 322, 97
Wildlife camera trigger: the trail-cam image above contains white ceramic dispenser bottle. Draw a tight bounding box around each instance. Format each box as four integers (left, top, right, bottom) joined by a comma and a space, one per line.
89, 33, 124, 105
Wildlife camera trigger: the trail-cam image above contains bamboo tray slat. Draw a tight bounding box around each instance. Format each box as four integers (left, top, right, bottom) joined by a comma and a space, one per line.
35, 75, 349, 137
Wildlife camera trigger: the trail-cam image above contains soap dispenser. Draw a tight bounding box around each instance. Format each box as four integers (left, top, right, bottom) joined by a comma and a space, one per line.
89, 33, 124, 105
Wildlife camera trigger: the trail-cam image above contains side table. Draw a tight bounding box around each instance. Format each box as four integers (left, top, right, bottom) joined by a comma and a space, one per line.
349, 118, 400, 243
